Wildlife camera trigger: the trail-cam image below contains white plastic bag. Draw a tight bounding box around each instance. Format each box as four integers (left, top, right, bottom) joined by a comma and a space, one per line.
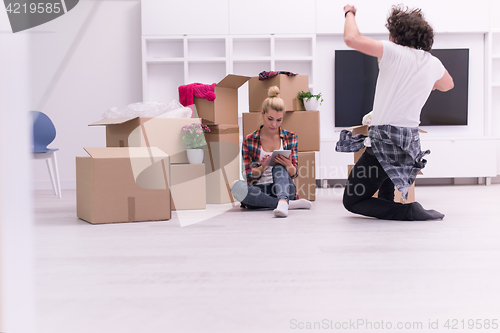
156, 100, 193, 119
102, 100, 192, 119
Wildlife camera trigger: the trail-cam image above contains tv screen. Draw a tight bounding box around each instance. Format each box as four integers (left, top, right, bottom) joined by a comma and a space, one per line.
334, 48, 469, 127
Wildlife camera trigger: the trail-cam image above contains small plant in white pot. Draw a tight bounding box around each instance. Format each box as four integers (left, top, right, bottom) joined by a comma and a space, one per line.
182, 123, 211, 164
298, 91, 324, 111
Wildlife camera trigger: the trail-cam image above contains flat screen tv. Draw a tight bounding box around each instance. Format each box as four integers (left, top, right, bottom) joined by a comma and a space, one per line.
334, 48, 469, 127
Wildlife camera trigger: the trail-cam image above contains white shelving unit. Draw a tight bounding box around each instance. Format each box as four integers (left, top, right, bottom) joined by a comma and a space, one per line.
142, 34, 316, 112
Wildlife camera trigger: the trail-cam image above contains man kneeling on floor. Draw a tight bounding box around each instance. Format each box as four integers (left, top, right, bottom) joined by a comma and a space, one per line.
336, 4, 454, 221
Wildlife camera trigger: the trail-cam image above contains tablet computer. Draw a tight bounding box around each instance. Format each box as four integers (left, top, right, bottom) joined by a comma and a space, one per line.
268, 150, 291, 166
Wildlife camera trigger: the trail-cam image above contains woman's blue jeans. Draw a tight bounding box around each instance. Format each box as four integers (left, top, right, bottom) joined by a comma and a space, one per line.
231, 164, 297, 209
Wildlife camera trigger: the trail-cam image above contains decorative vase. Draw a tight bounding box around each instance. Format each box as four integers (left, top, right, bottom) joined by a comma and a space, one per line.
187, 148, 204, 164
303, 99, 319, 111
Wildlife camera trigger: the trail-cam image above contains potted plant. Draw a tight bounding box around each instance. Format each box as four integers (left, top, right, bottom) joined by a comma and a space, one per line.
182, 123, 211, 164
298, 91, 324, 111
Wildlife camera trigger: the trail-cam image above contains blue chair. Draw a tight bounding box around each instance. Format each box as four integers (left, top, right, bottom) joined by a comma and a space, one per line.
31, 111, 62, 198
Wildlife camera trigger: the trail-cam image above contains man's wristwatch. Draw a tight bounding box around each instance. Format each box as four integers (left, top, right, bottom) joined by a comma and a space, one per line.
345, 10, 355, 17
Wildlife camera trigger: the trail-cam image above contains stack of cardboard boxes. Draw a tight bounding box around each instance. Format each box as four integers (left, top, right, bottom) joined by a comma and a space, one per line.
77, 116, 208, 224
76, 73, 320, 224
242, 74, 320, 201
194, 74, 251, 204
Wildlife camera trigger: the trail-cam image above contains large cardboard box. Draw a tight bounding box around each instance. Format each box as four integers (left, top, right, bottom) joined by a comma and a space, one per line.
203, 124, 240, 204
76, 147, 171, 224
242, 111, 320, 151
193, 74, 250, 125
89, 117, 201, 164
294, 152, 316, 201
248, 75, 309, 112
347, 125, 427, 163
171, 164, 206, 210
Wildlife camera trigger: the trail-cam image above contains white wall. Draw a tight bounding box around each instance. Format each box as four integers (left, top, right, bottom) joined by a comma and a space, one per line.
0, 7, 36, 333
30, 0, 142, 190
316, 0, 490, 34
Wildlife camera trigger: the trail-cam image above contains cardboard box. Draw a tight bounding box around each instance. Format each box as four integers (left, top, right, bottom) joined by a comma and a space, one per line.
89, 117, 201, 164
76, 147, 171, 224
171, 164, 206, 210
346, 125, 427, 163
294, 151, 316, 201
242, 111, 320, 151
347, 164, 420, 203
203, 124, 240, 204
193, 74, 250, 125
248, 75, 309, 112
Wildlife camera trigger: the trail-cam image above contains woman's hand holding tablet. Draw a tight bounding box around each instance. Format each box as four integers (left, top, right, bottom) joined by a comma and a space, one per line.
268, 150, 292, 166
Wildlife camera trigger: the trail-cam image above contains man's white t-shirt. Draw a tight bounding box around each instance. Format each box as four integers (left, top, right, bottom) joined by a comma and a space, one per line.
370, 40, 445, 128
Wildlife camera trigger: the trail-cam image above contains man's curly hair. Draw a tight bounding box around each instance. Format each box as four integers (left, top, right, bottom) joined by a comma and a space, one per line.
385, 5, 434, 51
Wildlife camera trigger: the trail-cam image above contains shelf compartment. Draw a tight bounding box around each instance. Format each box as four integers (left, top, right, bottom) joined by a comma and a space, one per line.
233, 57, 272, 62
233, 60, 271, 77
275, 60, 312, 81
187, 62, 226, 84
492, 33, 500, 55
187, 38, 226, 58
274, 56, 314, 62
233, 38, 271, 58
146, 39, 184, 59
146, 58, 184, 64
492, 59, 500, 84
275, 37, 313, 57
492, 90, 500, 135
146, 63, 185, 103
187, 57, 227, 63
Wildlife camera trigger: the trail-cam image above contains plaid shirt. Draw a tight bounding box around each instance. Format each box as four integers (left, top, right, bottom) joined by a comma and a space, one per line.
258, 71, 298, 80
336, 125, 430, 200
242, 126, 299, 185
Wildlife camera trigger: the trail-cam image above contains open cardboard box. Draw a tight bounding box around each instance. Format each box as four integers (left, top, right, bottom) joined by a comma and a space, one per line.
344, 125, 426, 204
248, 74, 309, 112
203, 124, 240, 204
89, 116, 201, 164
242, 111, 320, 152
76, 147, 171, 224
345, 125, 427, 163
193, 74, 250, 125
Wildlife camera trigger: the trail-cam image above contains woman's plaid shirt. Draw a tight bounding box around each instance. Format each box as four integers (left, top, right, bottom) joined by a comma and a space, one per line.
242, 125, 298, 184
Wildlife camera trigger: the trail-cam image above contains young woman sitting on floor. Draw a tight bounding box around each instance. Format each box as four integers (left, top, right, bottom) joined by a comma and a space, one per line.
231, 86, 312, 218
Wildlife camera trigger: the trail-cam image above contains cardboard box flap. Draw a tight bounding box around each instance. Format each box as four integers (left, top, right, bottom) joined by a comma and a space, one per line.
206, 124, 239, 134
337, 125, 427, 133
83, 147, 168, 160
217, 74, 250, 89
89, 117, 141, 126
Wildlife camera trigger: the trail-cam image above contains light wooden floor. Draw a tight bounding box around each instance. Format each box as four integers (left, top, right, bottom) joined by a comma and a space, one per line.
34, 184, 500, 333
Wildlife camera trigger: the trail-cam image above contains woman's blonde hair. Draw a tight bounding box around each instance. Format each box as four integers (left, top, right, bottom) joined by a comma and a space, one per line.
261, 86, 285, 114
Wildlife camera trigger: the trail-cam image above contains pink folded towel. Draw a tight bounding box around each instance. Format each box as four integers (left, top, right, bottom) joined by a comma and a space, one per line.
179, 83, 216, 107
